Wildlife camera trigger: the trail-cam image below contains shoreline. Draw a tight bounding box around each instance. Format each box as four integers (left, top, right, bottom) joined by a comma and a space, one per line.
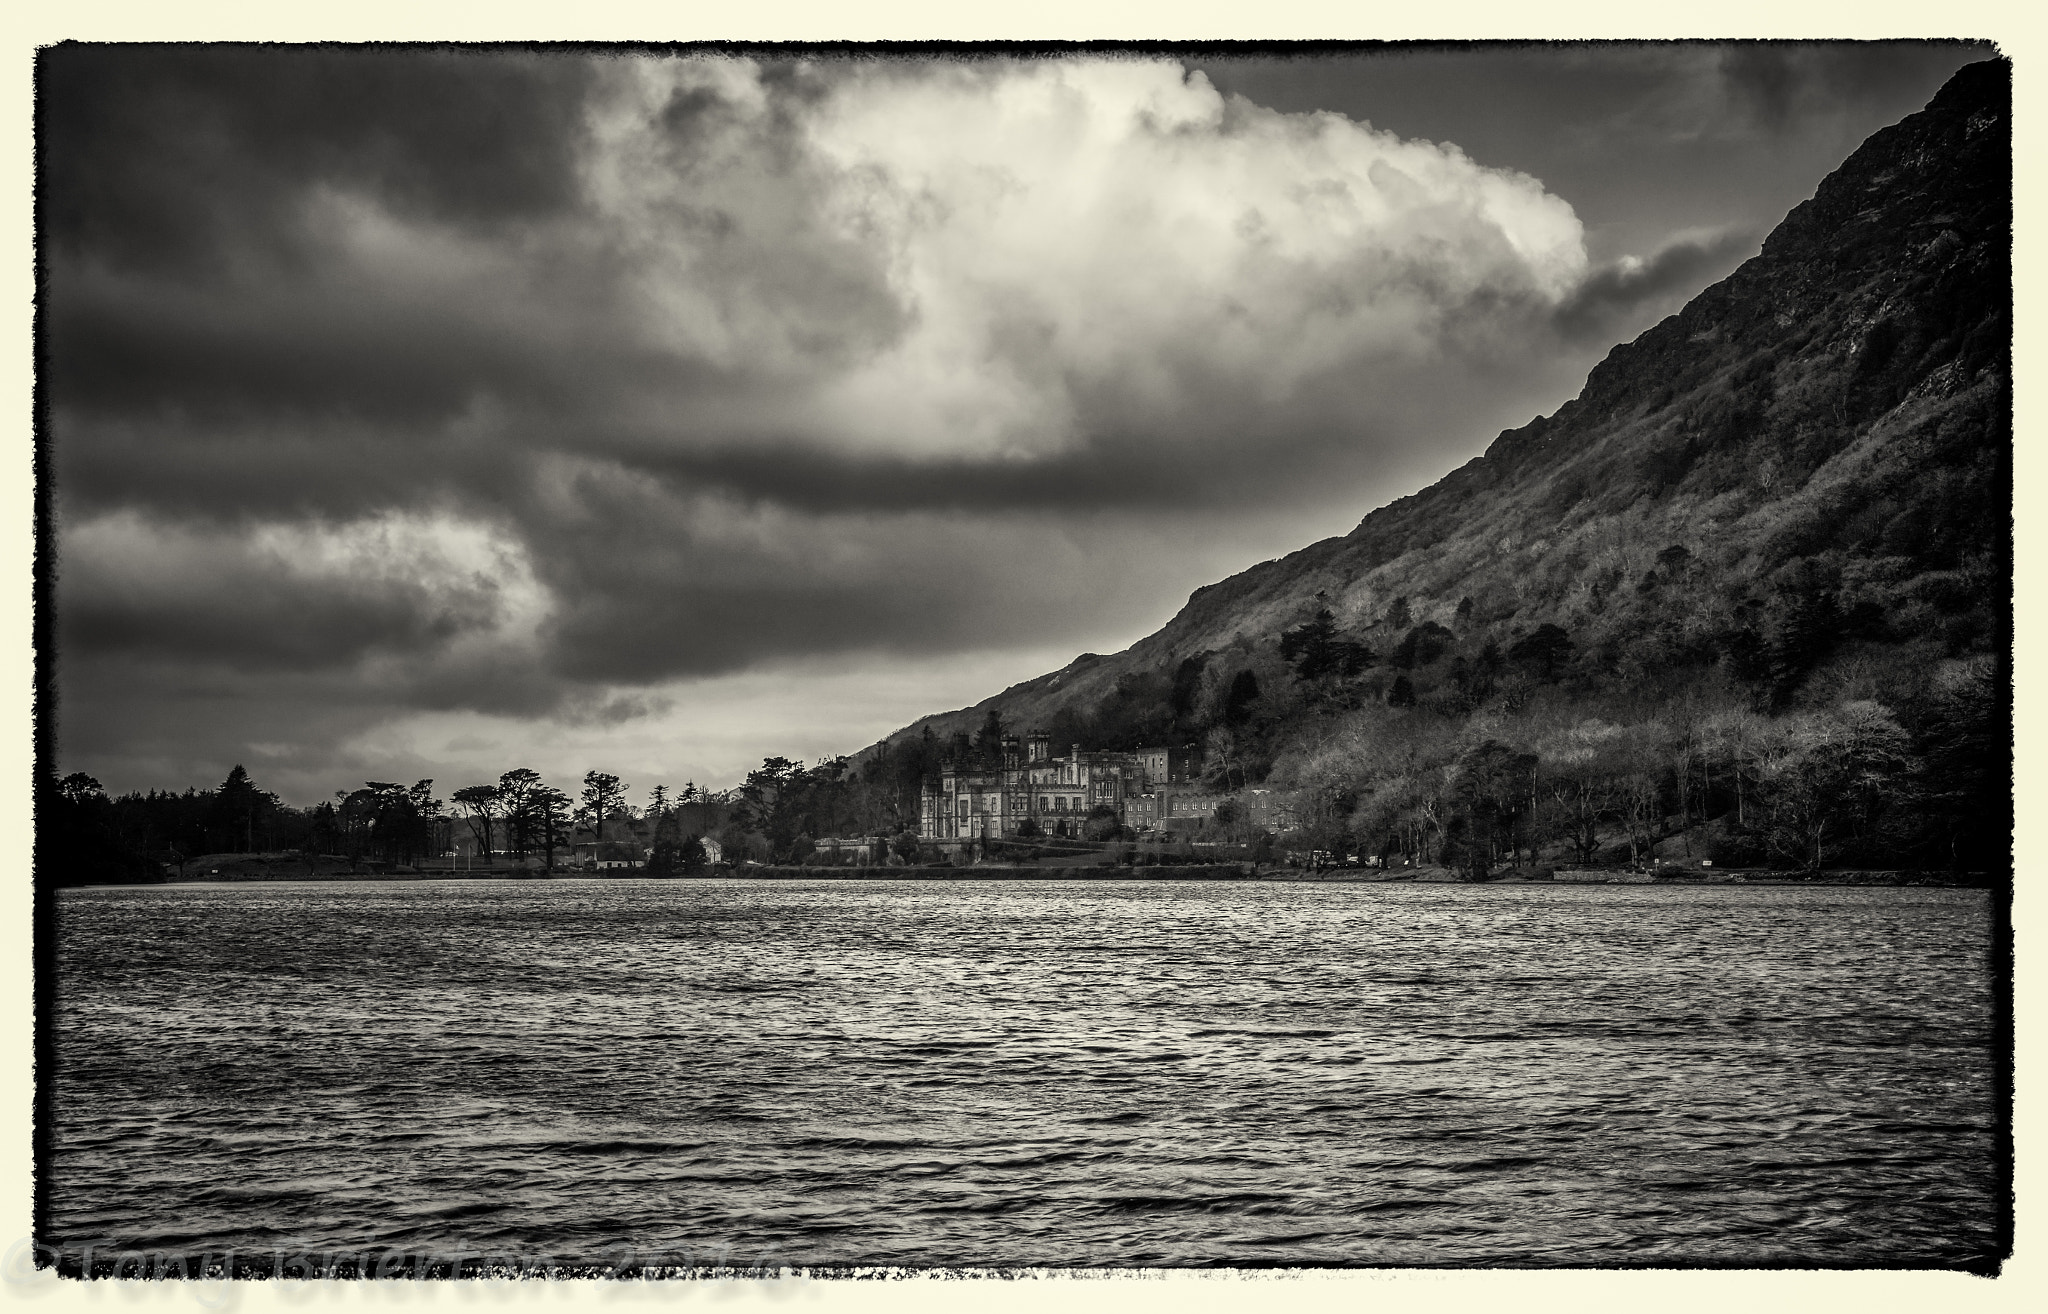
63, 864, 1996, 891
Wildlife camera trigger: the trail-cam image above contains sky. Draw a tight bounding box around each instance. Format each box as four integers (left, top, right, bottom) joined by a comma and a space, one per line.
41, 41, 1997, 807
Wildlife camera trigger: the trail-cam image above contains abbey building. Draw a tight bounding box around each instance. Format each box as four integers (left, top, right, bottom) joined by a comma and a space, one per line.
919, 733, 1212, 840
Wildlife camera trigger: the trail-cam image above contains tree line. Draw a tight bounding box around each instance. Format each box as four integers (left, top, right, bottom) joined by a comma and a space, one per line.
42, 743, 974, 884
41, 763, 740, 885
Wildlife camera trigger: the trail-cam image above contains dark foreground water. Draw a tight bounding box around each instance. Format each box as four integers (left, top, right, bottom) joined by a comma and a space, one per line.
46, 879, 2001, 1268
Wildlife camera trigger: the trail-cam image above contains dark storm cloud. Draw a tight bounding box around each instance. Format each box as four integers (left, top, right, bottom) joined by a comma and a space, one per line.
62, 553, 492, 673
55, 509, 532, 675
40, 46, 595, 271
492, 466, 1155, 686
1713, 44, 1972, 135
601, 345, 1557, 517
1552, 228, 1761, 341
52, 263, 581, 426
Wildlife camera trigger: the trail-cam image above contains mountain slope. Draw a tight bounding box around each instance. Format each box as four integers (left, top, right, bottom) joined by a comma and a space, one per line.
864, 60, 2007, 868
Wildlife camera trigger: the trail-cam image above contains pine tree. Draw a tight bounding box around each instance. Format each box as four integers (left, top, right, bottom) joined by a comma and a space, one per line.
580, 771, 628, 858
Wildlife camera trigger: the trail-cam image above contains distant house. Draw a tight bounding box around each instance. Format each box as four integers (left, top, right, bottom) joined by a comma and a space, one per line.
1243, 788, 1299, 832
1128, 785, 1297, 834
811, 836, 888, 865
1162, 790, 1222, 829
572, 841, 642, 868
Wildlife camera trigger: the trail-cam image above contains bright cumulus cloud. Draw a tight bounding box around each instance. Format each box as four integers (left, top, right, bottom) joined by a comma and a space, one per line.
573, 58, 1591, 464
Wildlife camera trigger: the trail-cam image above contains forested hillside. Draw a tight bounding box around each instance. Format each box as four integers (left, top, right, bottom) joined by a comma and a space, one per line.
862, 60, 2010, 874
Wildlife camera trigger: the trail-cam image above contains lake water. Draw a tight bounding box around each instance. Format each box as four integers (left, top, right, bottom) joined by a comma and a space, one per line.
44, 878, 2002, 1270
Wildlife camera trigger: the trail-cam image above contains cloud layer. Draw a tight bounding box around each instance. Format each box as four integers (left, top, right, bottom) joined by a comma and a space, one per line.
45, 49, 1900, 798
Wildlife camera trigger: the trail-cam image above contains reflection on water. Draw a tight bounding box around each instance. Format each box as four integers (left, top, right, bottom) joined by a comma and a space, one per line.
47, 879, 1999, 1267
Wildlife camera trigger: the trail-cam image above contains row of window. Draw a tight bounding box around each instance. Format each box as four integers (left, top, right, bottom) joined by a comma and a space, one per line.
953, 795, 1095, 817
949, 790, 1271, 819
